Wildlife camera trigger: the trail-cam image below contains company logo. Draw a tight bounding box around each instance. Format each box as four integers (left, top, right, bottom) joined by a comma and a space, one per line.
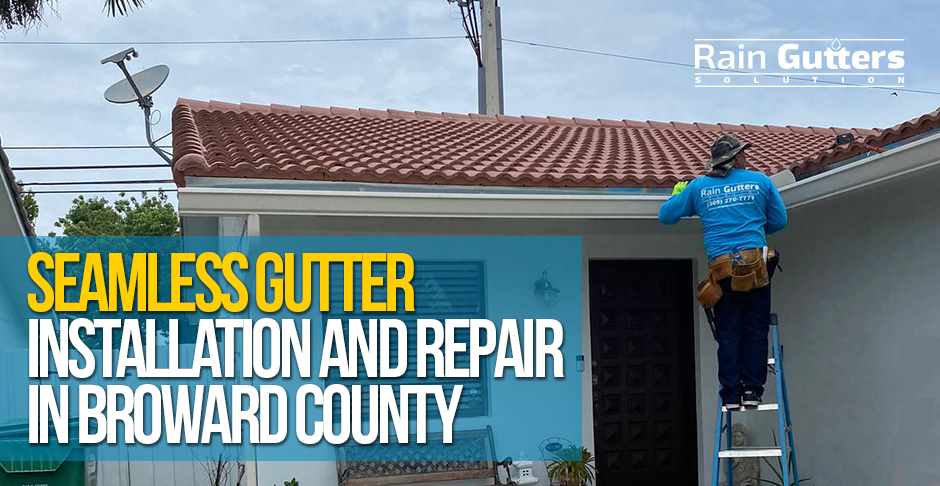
693, 38, 905, 89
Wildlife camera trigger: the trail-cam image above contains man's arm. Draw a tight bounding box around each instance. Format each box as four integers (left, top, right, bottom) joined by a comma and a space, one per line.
659, 180, 697, 225
765, 179, 788, 234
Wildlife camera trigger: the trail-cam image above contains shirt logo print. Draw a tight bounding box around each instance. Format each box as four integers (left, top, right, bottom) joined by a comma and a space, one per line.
701, 183, 761, 210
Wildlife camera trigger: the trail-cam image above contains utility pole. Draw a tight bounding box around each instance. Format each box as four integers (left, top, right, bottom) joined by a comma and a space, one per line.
452, 0, 503, 114
480, 0, 503, 115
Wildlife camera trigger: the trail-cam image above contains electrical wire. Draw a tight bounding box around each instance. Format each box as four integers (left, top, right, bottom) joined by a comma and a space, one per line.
30, 189, 177, 195
12, 163, 168, 171
455, 1, 482, 67
21, 179, 173, 186
504, 38, 940, 96
0, 35, 465, 46
3, 145, 171, 150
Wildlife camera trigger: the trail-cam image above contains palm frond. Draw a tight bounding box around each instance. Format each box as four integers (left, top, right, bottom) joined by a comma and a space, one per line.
104, 0, 145, 17
1, 0, 50, 30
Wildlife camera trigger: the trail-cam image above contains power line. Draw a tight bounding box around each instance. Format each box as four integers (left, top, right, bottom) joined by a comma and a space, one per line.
3, 145, 170, 151
504, 38, 940, 96
31, 189, 178, 195
0, 35, 465, 46
22, 179, 174, 186
505, 38, 695, 69
12, 163, 169, 171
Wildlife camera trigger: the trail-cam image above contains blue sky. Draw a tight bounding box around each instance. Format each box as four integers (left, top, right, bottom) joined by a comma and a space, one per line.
1, 0, 937, 233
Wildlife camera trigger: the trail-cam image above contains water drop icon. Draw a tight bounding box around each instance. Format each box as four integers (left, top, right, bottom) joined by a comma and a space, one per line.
831, 38, 842, 50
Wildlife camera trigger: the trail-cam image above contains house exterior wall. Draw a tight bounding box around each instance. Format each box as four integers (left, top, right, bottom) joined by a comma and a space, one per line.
257, 215, 715, 486
179, 151, 940, 486
754, 163, 940, 485
0, 272, 28, 350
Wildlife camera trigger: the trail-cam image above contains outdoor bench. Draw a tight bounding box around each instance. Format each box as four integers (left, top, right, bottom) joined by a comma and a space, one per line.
336, 426, 514, 486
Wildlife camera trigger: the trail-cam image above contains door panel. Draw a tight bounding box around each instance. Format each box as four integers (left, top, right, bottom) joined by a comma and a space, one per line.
589, 260, 698, 486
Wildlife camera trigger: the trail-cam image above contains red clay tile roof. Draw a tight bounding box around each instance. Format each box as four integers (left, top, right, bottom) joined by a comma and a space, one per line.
172, 98, 886, 188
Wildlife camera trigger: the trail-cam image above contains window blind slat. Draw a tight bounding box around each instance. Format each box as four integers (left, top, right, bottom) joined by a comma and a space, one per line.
324, 261, 488, 418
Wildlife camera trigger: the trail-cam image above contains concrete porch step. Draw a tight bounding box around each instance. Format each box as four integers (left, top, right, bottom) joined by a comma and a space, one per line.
718, 447, 783, 458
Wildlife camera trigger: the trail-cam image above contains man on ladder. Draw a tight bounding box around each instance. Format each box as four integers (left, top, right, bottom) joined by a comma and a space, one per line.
658, 134, 787, 410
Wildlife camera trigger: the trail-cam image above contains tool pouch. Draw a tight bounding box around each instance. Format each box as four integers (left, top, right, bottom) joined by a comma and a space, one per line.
697, 255, 732, 309
696, 275, 722, 309
730, 248, 771, 292
697, 249, 775, 308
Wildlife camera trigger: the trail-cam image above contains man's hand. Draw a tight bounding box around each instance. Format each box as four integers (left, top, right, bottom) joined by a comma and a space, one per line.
671, 181, 689, 196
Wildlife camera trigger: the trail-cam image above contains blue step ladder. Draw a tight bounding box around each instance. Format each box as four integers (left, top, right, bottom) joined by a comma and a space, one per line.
711, 313, 799, 486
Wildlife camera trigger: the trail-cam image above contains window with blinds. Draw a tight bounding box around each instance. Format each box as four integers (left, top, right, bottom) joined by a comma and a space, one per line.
324, 260, 489, 419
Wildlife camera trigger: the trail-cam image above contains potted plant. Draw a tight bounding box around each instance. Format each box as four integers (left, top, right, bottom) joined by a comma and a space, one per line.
547, 446, 596, 486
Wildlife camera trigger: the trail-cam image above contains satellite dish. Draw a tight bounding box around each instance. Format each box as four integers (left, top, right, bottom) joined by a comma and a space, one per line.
104, 64, 170, 104
101, 48, 173, 165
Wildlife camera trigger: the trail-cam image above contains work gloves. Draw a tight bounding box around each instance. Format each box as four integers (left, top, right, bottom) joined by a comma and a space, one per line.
671, 181, 688, 196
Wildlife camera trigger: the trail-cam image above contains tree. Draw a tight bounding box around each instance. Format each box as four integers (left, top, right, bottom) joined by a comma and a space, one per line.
193, 448, 245, 486
15, 181, 38, 228
53, 190, 178, 236
2, 0, 145, 30
42, 191, 182, 347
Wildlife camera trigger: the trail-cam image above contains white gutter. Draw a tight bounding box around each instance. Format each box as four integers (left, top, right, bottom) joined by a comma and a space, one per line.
779, 129, 940, 209
178, 130, 940, 219
178, 186, 669, 219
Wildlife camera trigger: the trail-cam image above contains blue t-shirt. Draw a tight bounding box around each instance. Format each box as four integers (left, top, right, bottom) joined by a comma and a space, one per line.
658, 169, 788, 262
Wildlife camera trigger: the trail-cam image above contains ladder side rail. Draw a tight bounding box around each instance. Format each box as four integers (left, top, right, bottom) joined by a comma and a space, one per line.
771, 322, 790, 486
726, 410, 733, 486
779, 344, 800, 484
712, 395, 724, 486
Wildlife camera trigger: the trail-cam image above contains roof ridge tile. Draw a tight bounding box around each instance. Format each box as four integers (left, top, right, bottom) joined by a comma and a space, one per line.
414, 110, 444, 120
300, 105, 331, 116
598, 118, 626, 127
207, 100, 242, 112
573, 118, 601, 127
271, 104, 301, 114
329, 107, 360, 118
240, 103, 271, 113
521, 115, 551, 124
358, 108, 390, 119
692, 122, 719, 131
386, 109, 417, 119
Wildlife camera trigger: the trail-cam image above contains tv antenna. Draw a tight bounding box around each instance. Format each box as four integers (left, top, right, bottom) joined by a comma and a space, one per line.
101, 47, 172, 165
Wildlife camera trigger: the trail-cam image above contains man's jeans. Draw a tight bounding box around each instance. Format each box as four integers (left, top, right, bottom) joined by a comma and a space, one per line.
713, 278, 772, 404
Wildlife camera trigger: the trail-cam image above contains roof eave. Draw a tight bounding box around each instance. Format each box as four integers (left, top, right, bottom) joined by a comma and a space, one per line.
177, 130, 940, 220
780, 129, 940, 209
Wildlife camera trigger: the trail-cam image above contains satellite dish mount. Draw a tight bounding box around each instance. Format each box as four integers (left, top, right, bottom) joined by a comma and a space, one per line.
102, 47, 172, 165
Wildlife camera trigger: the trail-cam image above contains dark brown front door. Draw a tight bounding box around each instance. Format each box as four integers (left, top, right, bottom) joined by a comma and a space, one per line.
589, 260, 698, 486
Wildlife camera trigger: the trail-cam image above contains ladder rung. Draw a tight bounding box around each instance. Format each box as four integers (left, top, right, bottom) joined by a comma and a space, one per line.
718, 447, 783, 458
722, 403, 779, 412
767, 358, 776, 365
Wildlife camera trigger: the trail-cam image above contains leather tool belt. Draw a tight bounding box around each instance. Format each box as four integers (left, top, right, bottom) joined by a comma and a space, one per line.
697, 247, 774, 309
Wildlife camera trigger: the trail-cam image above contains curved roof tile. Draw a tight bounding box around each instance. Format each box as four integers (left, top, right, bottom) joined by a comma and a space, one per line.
170, 98, 919, 188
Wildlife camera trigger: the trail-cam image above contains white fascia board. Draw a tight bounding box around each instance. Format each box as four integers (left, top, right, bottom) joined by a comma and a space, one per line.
779, 130, 940, 209
178, 186, 669, 219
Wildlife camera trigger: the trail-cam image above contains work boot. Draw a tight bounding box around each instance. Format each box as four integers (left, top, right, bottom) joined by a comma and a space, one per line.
742, 390, 762, 407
